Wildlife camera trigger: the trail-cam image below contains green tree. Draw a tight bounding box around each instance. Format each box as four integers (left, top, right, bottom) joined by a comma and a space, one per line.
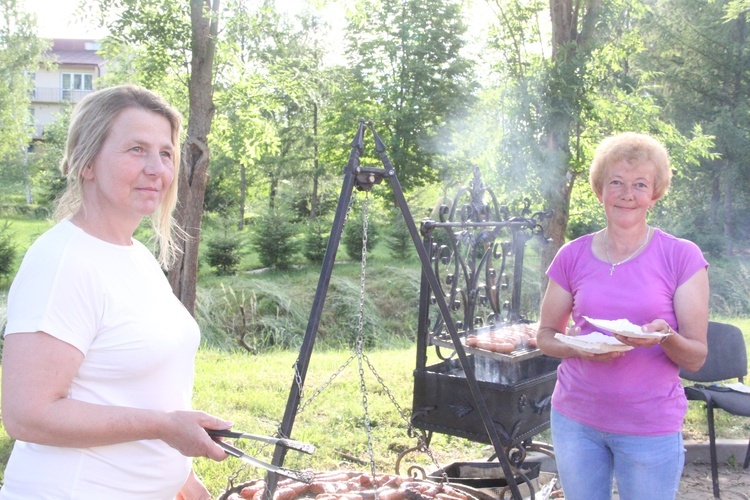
209, 2, 344, 232
205, 234, 242, 275
302, 215, 331, 263
476, 0, 715, 283
210, 0, 280, 228
95, 0, 221, 314
249, 7, 335, 213
251, 208, 299, 270
0, 0, 48, 205
29, 107, 71, 209
344, 0, 477, 192
724, 0, 750, 19
0, 0, 47, 159
0, 220, 17, 285
638, 0, 750, 255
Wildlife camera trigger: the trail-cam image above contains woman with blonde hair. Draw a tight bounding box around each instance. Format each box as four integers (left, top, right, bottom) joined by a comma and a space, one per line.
2, 85, 231, 499
537, 132, 709, 499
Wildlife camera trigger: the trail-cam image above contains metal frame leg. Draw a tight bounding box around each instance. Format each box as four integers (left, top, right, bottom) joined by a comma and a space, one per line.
706, 404, 721, 499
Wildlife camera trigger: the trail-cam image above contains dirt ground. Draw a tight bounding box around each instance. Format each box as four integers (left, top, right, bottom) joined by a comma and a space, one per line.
676, 460, 750, 500
534, 442, 750, 500
549, 459, 750, 500
544, 460, 749, 500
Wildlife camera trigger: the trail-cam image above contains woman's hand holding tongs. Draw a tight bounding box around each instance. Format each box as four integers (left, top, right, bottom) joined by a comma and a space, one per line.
162, 410, 233, 461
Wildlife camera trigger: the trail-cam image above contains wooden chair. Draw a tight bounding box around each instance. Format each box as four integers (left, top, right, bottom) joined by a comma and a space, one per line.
680, 321, 750, 498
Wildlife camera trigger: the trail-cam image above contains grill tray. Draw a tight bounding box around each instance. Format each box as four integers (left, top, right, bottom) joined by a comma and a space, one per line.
430, 333, 541, 364
430, 323, 542, 364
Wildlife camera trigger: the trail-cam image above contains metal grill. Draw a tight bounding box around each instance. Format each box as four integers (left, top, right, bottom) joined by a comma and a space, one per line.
407, 167, 558, 490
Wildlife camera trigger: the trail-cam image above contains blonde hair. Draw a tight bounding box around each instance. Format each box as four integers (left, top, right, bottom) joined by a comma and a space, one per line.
55, 84, 183, 268
589, 132, 672, 201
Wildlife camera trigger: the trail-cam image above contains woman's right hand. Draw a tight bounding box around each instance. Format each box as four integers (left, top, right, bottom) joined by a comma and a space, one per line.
565, 325, 581, 336
561, 325, 627, 361
577, 349, 628, 361
161, 410, 233, 461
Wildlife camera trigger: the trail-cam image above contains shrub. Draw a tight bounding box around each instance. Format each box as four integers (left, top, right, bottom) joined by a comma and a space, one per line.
205, 234, 242, 276
194, 278, 310, 352
0, 222, 17, 286
707, 258, 750, 316
303, 217, 331, 264
385, 211, 414, 260
343, 208, 378, 260
251, 209, 299, 270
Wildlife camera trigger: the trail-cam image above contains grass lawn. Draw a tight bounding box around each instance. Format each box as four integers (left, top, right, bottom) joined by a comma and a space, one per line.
1, 326, 747, 497
0, 346, 490, 496
189, 347, 493, 496
194, 322, 750, 496
0, 215, 748, 496
0, 216, 54, 283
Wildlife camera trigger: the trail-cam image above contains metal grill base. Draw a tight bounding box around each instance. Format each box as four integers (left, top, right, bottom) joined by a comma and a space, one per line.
411, 355, 560, 447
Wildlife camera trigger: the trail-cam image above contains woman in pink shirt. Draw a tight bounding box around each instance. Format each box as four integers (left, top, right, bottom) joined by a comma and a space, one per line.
537, 132, 709, 500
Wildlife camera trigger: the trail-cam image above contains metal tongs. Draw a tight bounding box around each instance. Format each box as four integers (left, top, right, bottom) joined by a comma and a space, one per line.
207, 429, 316, 484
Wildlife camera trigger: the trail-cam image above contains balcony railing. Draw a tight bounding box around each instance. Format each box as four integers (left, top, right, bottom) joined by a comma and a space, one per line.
32, 87, 94, 103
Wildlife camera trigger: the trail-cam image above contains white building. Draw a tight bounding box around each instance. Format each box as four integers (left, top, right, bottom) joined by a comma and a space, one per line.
30, 39, 105, 140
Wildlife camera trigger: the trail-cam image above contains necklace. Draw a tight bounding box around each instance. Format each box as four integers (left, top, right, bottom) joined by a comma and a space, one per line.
603, 226, 651, 275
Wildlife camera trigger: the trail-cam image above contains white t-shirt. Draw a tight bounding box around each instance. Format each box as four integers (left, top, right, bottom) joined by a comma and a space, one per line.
2, 219, 200, 499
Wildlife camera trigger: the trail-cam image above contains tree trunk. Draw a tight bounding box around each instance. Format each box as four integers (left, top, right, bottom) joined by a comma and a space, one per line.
710, 164, 721, 230
723, 162, 734, 256
269, 176, 278, 209
538, 108, 577, 291
311, 101, 319, 220
167, 0, 221, 315
239, 163, 246, 230
538, 0, 602, 289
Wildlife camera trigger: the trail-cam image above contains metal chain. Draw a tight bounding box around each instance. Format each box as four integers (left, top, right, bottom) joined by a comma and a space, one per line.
358, 196, 369, 339
360, 353, 445, 476
356, 195, 379, 480
354, 198, 445, 481
293, 193, 444, 482
296, 354, 357, 414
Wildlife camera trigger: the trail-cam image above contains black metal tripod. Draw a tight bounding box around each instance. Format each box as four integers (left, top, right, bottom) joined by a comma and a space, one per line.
264, 119, 530, 500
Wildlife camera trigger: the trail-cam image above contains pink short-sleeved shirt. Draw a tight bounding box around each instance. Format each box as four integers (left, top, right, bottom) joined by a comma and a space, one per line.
546, 228, 708, 435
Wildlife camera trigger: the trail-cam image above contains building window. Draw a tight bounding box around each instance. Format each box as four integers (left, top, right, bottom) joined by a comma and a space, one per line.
61, 73, 93, 101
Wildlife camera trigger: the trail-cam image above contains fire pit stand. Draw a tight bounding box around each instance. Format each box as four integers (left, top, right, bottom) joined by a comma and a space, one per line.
398, 166, 559, 499
262, 120, 554, 500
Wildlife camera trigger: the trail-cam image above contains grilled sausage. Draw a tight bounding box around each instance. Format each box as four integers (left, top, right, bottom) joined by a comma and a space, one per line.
239, 481, 265, 499
375, 487, 407, 500
309, 481, 341, 494
474, 339, 516, 353
272, 487, 297, 500
357, 474, 375, 489
382, 475, 406, 489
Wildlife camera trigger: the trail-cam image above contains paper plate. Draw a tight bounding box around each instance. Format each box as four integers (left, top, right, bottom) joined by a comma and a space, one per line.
583, 316, 668, 340
555, 332, 633, 354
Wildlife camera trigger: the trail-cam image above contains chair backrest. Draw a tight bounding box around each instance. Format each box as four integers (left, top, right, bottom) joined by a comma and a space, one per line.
680, 321, 748, 383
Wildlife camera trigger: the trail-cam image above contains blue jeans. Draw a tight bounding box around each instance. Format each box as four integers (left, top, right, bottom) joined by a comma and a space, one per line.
551, 409, 684, 500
